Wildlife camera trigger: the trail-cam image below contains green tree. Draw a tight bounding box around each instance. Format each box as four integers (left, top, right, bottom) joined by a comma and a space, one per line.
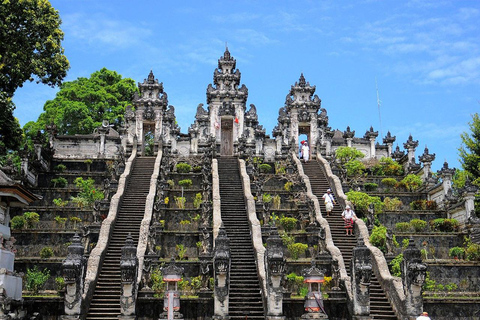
458, 113, 480, 185
0, 0, 69, 149
35, 68, 137, 135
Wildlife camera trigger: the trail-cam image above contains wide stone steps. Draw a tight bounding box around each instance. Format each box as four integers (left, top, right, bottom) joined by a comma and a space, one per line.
218, 157, 265, 319
302, 161, 398, 319
85, 157, 155, 319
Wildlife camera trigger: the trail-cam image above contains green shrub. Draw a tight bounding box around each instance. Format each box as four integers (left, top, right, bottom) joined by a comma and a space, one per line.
346, 190, 384, 213
193, 193, 202, 209
40, 247, 54, 259
381, 178, 398, 188
54, 164, 67, 172
363, 182, 378, 191
279, 217, 298, 232
176, 163, 192, 173
259, 163, 272, 173
410, 200, 425, 210
395, 222, 411, 232
262, 193, 272, 203
178, 179, 192, 188
410, 219, 427, 232
25, 266, 50, 294
400, 174, 423, 191
55, 277, 65, 292
335, 146, 365, 164
175, 196, 186, 209
54, 216, 67, 227
430, 218, 459, 232
287, 242, 308, 260
465, 238, 480, 261
286, 272, 305, 295
24, 211, 40, 228
73, 177, 104, 207
280, 232, 295, 246
176, 244, 187, 260
51, 177, 68, 188
383, 197, 403, 211
449, 247, 465, 259
369, 225, 387, 253
284, 181, 293, 192
151, 267, 165, 297
390, 253, 403, 277
374, 157, 403, 176
53, 198, 68, 207
10, 215, 26, 229
425, 200, 437, 210
275, 162, 286, 174
192, 166, 202, 173
345, 159, 365, 177
70, 216, 82, 229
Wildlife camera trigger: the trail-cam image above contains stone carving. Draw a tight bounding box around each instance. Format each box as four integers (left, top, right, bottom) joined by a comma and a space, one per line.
214, 225, 230, 305
332, 260, 341, 290
200, 227, 211, 255
62, 234, 85, 316
401, 238, 427, 317
141, 258, 152, 290
200, 258, 211, 291
351, 238, 372, 316
120, 233, 138, 317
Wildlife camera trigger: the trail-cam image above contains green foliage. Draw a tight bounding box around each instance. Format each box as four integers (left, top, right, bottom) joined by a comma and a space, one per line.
192, 166, 202, 173
346, 190, 383, 213
381, 178, 398, 188
284, 181, 293, 192
174, 196, 186, 209
275, 162, 286, 174
280, 232, 295, 246
262, 193, 272, 203
286, 272, 306, 295
34, 68, 137, 135
335, 146, 365, 164
151, 267, 165, 297
0, 0, 69, 149
55, 277, 65, 292
410, 200, 438, 211
287, 242, 308, 260
410, 219, 427, 232
400, 174, 423, 191
369, 225, 387, 253
458, 113, 480, 185
259, 163, 272, 173
72, 177, 104, 207
364, 182, 378, 191
464, 237, 480, 261
167, 180, 175, 188
345, 159, 366, 177
54, 216, 67, 226
373, 157, 404, 176
383, 197, 403, 211
449, 247, 465, 259
53, 198, 68, 207
40, 247, 54, 259
176, 244, 187, 260
395, 222, 411, 232
429, 218, 459, 232
10, 215, 26, 229
390, 253, 403, 277
54, 164, 67, 172
180, 220, 191, 225
24, 211, 40, 228
279, 216, 298, 232
193, 193, 203, 209
176, 163, 192, 173
51, 176, 68, 188
402, 238, 410, 249
25, 266, 50, 294
178, 179, 192, 188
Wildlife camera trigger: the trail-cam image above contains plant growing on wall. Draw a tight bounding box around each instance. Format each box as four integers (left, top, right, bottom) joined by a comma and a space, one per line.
10, 215, 26, 229
429, 218, 459, 232
369, 225, 387, 253
25, 266, 50, 294
54, 216, 67, 228
178, 179, 192, 188
259, 163, 272, 174
193, 193, 202, 209
400, 174, 423, 191
69, 216, 82, 229
262, 193, 272, 203
346, 190, 383, 213
275, 162, 286, 174
40, 247, 54, 259
381, 178, 398, 191
389, 253, 403, 277
71, 177, 104, 208
395, 222, 411, 232
53, 198, 68, 207
284, 181, 293, 192
167, 180, 175, 188
176, 163, 192, 173
54, 164, 67, 172
24, 211, 40, 229
55, 277, 65, 292
51, 177, 68, 188
410, 219, 427, 232
279, 216, 298, 232
287, 242, 308, 260
176, 244, 187, 260
363, 182, 378, 191
151, 267, 165, 297
383, 197, 403, 211
449, 247, 465, 259
175, 196, 186, 209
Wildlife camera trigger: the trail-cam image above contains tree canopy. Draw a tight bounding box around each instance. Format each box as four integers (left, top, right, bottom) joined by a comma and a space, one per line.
0, 0, 69, 149
28, 68, 137, 135
458, 113, 480, 185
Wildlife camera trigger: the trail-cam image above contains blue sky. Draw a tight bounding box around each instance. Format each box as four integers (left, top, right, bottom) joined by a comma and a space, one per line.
12, 0, 480, 171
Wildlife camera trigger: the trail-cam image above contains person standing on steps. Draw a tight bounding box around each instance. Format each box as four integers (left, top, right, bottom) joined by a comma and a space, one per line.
322, 189, 336, 217
341, 205, 357, 236
301, 141, 310, 163
416, 312, 431, 320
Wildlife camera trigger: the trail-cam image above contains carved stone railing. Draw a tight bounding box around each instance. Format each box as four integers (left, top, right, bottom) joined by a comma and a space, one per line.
81, 143, 137, 312
293, 152, 353, 301
239, 159, 267, 308
135, 150, 162, 300
212, 159, 221, 239
316, 151, 409, 319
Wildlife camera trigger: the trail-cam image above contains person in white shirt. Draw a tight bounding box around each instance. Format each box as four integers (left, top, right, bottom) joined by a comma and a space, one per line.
341, 205, 357, 236
301, 142, 310, 163
416, 311, 431, 320
322, 189, 336, 217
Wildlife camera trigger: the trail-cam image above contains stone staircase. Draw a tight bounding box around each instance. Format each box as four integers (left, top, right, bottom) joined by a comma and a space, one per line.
85, 156, 155, 320
217, 157, 265, 320
302, 161, 398, 319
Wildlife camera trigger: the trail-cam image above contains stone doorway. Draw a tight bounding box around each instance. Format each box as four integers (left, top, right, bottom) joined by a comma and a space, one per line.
299, 126, 310, 160
143, 123, 155, 156
220, 118, 233, 156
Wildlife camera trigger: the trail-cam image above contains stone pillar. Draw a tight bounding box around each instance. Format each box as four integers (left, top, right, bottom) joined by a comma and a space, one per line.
351, 238, 372, 319
213, 225, 230, 320
418, 147, 436, 182
437, 161, 455, 198
364, 127, 378, 158
61, 234, 86, 319
403, 135, 419, 167
265, 227, 286, 320
324, 130, 334, 156
401, 239, 427, 318
463, 177, 479, 221
343, 127, 355, 148
97, 120, 110, 156
119, 234, 138, 319
383, 131, 396, 157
